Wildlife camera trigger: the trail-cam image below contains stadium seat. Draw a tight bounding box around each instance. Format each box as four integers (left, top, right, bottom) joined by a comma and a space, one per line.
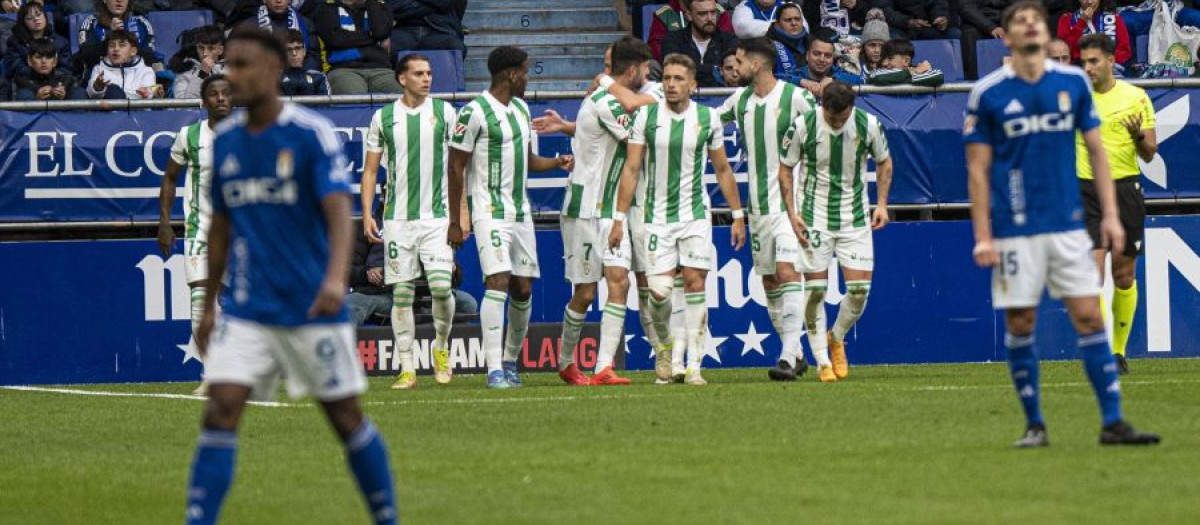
67, 13, 91, 55
397, 50, 465, 93
147, 10, 214, 63
975, 38, 1010, 78
642, 3, 664, 42
912, 39, 964, 82
1136, 34, 1149, 64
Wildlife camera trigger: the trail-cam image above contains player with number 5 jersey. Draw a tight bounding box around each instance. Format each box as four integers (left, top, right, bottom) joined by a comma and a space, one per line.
361, 53, 458, 390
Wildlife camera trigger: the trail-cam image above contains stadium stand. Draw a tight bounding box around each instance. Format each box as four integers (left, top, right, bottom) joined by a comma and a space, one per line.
146, 10, 214, 66
974, 37, 1009, 78
911, 38, 964, 82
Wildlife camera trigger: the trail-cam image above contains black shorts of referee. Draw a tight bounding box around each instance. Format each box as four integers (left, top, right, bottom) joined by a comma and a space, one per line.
1079, 177, 1145, 257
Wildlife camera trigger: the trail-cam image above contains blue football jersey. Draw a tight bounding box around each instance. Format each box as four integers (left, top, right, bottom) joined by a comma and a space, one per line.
963, 60, 1101, 239
211, 103, 351, 326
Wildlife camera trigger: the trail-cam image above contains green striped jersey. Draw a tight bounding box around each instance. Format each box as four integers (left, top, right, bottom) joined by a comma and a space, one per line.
564, 82, 664, 219
364, 98, 456, 220
629, 101, 724, 224
780, 107, 890, 231
717, 81, 814, 216
168, 120, 213, 239
449, 91, 536, 223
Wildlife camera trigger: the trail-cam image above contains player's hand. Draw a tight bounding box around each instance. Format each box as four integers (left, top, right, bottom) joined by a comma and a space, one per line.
558, 155, 575, 172
991, 27, 1006, 39
367, 267, 384, 286
1100, 214, 1126, 254
307, 279, 345, 319
447, 222, 465, 250
157, 223, 176, 256
871, 206, 890, 230
1121, 113, 1143, 139
790, 214, 810, 248
195, 311, 214, 359
363, 215, 383, 243
973, 239, 999, 268
532, 109, 567, 134
730, 217, 746, 251
608, 220, 625, 251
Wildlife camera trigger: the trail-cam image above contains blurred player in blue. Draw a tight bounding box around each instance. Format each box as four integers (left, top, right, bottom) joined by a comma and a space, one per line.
964, 1, 1159, 448
184, 28, 397, 524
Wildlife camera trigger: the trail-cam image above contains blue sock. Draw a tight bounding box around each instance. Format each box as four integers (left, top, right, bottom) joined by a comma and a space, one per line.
1005, 333, 1044, 427
185, 429, 237, 525
346, 419, 397, 525
1079, 331, 1124, 427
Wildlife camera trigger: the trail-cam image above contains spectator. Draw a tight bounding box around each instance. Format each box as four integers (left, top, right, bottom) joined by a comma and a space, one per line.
229, 0, 321, 71
280, 28, 330, 95
14, 38, 87, 100
648, 0, 734, 61
877, 0, 960, 39
768, 1, 806, 82
733, 0, 786, 38
173, 25, 224, 98
1057, 0, 1131, 65
795, 27, 862, 95
662, 0, 736, 87
860, 8, 891, 76
718, 46, 741, 85
1048, 36, 1072, 64
3, 2, 71, 82
958, 0, 1007, 79
86, 29, 159, 99
348, 224, 390, 326
389, 0, 467, 54
866, 37, 945, 86
805, 0, 870, 37
76, 0, 161, 72
313, 0, 400, 94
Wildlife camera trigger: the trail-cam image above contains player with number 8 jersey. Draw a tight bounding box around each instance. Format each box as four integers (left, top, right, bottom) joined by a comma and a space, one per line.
361, 53, 458, 390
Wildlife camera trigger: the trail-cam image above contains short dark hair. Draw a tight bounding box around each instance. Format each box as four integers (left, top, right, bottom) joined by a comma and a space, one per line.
194, 25, 224, 46
737, 37, 777, 65
284, 29, 305, 46
226, 26, 287, 67
487, 46, 528, 77
821, 81, 856, 113
1001, 0, 1048, 32
27, 38, 58, 59
396, 52, 430, 74
662, 53, 697, 77
105, 29, 139, 48
807, 27, 838, 51
882, 38, 915, 61
1078, 33, 1116, 56
200, 73, 228, 98
611, 36, 652, 76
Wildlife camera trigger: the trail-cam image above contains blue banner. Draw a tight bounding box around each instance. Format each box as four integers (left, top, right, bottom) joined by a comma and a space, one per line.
3, 217, 1198, 385
2, 89, 1197, 222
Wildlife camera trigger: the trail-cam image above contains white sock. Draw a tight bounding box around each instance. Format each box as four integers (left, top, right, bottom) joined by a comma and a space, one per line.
647, 293, 673, 348
684, 292, 707, 370
427, 271, 455, 351
636, 288, 662, 350
503, 297, 532, 363
481, 290, 508, 373
671, 280, 687, 368
596, 303, 626, 371
779, 281, 804, 365
559, 306, 586, 370
805, 281, 830, 367
831, 281, 871, 343
189, 286, 206, 364
766, 287, 783, 335
392, 283, 417, 373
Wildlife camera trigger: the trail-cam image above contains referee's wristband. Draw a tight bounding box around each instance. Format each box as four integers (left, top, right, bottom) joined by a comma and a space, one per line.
599, 75, 615, 90
613, 211, 627, 222
731, 209, 745, 220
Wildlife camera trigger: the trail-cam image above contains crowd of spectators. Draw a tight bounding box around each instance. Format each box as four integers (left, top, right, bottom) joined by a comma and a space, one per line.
0, 0, 468, 100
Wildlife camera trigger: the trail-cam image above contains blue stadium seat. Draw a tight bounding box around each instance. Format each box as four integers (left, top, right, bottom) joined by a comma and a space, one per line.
397, 50, 465, 93
911, 39, 964, 82
974, 39, 1010, 78
147, 10, 214, 62
642, 3, 664, 42
1136, 34, 1149, 64
68, 13, 91, 55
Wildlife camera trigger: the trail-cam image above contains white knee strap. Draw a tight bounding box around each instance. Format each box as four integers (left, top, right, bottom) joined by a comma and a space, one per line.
647, 274, 674, 299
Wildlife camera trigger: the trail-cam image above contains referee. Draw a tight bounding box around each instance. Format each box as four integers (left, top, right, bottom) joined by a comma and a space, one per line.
1076, 33, 1158, 375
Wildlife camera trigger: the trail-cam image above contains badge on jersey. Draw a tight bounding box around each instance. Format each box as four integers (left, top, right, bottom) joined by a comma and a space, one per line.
220, 155, 240, 177
277, 149, 294, 179
1057, 91, 1071, 113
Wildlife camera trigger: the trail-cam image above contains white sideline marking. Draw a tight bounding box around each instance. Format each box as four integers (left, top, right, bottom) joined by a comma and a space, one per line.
0, 386, 294, 407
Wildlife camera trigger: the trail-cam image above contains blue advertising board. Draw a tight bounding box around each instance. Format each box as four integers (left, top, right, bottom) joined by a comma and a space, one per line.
1, 89, 1197, 222
3, 216, 1198, 386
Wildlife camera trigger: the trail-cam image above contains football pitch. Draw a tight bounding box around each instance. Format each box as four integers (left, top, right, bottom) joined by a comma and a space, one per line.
2, 359, 1198, 525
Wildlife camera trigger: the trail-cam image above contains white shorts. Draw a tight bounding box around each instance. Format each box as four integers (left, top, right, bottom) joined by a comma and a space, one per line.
185, 236, 208, 284
991, 230, 1101, 309
205, 316, 367, 402
749, 213, 800, 276
383, 218, 455, 284
561, 216, 631, 284
641, 219, 715, 275
800, 226, 874, 274
629, 206, 648, 273
474, 218, 540, 278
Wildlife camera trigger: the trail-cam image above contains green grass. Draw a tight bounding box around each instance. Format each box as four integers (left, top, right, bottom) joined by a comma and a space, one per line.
2, 359, 1199, 525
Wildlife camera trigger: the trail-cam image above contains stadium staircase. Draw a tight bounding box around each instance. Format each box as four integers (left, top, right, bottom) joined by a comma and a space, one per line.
463, 0, 626, 92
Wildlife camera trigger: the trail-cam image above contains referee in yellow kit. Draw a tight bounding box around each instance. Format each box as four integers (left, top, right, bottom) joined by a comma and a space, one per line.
1076, 33, 1158, 375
